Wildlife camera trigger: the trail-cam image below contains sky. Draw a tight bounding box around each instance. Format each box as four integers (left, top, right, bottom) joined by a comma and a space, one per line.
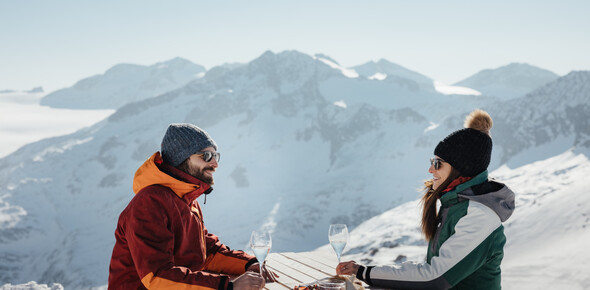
1, 0, 590, 93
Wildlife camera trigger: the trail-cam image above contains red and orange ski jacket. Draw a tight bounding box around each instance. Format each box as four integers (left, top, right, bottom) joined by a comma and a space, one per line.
109, 152, 256, 290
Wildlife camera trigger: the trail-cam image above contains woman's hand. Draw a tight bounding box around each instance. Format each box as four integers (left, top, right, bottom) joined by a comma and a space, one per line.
246, 262, 279, 282
336, 261, 360, 276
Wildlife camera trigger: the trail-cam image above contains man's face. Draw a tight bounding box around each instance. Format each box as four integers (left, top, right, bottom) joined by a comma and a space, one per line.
181, 146, 219, 185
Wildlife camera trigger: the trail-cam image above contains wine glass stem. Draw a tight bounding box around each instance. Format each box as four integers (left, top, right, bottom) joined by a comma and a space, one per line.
261, 260, 265, 279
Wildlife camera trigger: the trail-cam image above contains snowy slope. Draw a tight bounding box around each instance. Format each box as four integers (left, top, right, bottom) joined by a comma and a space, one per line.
495, 150, 590, 289
321, 149, 590, 290
352, 59, 435, 92
433, 81, 482, 96
0, 51, 587, 288
454, 63, 559, 100
40, 57, 206, 109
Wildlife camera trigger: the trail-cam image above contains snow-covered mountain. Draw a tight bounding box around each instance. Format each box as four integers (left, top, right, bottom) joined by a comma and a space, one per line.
324, 149, 590, 290
427, 71, 590, 171
0, 50, 587, 288
451, 71, 590, 169
454, 63, 559, 100
352, 59, 435, 92
40, 57, 206, 109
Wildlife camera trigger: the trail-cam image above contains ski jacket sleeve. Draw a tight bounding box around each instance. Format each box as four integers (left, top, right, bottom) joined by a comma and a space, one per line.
203, 229, 258, 275
358, 202, 503, 289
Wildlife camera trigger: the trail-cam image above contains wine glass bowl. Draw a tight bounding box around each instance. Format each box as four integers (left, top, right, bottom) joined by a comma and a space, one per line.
250, 230, 272, 278
328, 224, 348, 263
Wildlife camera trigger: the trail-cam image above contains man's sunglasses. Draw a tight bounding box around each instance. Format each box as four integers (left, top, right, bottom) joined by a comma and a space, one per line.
195, 151, 221, 163
430, 157, 445, 170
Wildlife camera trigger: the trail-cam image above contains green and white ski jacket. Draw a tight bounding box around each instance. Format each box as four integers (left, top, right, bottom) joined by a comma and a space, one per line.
356, 171, 515, 289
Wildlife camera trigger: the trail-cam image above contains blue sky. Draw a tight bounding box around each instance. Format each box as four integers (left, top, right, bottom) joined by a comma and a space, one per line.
1, 0, 589, 93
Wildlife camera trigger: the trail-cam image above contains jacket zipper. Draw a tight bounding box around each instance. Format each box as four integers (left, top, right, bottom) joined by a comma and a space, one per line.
431, 206, 450, 254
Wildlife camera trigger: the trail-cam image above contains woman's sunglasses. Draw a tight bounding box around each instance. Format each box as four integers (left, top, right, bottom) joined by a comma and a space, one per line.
430, 157, 445, 170
195, 151, 221, 163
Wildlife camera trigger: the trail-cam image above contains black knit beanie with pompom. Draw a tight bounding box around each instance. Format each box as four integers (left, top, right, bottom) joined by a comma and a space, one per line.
434, 109, 493, 177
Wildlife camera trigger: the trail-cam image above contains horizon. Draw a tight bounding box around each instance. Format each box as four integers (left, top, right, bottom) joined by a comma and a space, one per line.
2, 0, 590, 93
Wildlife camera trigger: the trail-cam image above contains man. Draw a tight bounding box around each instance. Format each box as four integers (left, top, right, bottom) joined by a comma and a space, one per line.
109, 123, 276, 289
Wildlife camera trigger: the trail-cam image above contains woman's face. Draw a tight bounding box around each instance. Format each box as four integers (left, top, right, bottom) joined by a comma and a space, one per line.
429, 155, 451, 190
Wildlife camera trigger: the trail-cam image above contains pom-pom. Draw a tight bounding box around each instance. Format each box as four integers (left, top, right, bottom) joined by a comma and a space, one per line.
464, 109, 493, 135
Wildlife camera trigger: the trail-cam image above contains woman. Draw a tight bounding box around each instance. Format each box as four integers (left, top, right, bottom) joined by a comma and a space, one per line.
337, 109, 515, 289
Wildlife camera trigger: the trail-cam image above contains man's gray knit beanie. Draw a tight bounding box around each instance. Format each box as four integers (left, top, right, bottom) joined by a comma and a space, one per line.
161, 123, 217, 167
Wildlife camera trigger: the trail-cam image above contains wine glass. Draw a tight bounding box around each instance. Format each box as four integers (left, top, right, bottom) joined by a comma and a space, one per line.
328, 224, 348, 263
250, 230, 272, 279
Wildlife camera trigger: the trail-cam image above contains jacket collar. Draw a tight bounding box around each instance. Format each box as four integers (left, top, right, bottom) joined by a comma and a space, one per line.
440, 170, 488, 206
438, 170, 516, 222
133, 152, 212, 203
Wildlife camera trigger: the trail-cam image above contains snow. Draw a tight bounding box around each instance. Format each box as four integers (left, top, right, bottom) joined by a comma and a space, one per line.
423, 122, 440, 133
0, 281, 63, 290
368, 73, 387, 81
495, 151, 590, 289
316, 198, 427, 265
333, 101, 347, 109
433, 80, 482, 95
316, 57, 359, 78
0, 91, 113, 158
259, 202, 281, 233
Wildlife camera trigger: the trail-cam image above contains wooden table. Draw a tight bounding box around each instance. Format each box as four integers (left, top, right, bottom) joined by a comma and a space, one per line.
263, 251, 345, 290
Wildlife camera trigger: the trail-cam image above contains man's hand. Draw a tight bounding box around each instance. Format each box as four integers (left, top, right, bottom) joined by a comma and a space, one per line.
246, 262, 279, 282
336, 261, 360, 276
232, 271, 265, 290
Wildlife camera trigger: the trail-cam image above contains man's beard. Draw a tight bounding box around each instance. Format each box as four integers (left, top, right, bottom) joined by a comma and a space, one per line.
178, 161, 215, 185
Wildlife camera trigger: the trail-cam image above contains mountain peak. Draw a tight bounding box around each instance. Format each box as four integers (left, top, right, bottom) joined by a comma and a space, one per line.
496, 62, 556, 75
352, 58, 433, 90
105, 63, 143, 74
454, 63, 559, 100
257, 50, 317, 62
375, 58, 399, 66
154, 57, 203, 69
249, 50, 315, 67
40, 58, 206, 109
246, 50, 343, 80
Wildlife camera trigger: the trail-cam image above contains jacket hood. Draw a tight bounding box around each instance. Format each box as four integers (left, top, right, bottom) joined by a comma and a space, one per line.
458, 181, 515, 222
133, 152, 211, 200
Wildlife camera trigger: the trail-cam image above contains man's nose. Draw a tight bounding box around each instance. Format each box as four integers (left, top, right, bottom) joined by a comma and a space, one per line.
210, 158, 219, 168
